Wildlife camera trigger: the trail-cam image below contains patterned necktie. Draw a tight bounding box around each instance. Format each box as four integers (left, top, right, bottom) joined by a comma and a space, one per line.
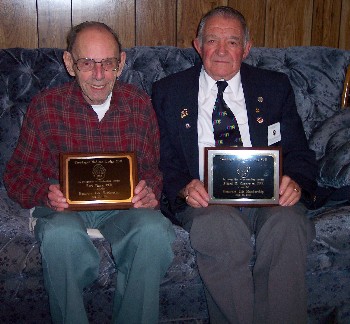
212, 81, 242, 146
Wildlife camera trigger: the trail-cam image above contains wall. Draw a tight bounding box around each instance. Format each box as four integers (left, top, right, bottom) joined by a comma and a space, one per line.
0, 0, 349, 50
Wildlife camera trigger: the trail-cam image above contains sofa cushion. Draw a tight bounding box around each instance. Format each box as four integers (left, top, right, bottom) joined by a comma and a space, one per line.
244, 47, 350, 139
309, 109, 350, 188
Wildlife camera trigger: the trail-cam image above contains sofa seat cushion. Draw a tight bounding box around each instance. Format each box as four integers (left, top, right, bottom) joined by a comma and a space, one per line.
306, 206, 350, 322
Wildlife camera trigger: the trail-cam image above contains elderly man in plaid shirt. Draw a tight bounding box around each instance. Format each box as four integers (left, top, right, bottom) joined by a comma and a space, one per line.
4, 21, 175, 324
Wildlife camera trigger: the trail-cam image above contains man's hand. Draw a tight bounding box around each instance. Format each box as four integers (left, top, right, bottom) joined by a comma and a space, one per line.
47, 184, 69, 211
132, 180, 158, 209
183, 179, 209, 208
279, 175, 301, 206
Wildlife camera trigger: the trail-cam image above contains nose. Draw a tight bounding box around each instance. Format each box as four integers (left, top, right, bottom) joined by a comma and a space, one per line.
216, 41, 227, 55
92, 62, 105, 80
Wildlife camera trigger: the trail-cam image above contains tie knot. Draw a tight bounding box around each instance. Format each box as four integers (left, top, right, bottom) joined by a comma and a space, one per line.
216, 80, 228, 95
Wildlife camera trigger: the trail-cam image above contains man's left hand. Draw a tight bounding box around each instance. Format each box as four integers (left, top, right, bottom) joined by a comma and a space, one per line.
279, 175, 301, 206
132, 180, 158, 209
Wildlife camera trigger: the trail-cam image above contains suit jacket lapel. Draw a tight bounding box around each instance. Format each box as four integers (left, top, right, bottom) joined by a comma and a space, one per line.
177, 65, 201, 178
241, 63, 268, 147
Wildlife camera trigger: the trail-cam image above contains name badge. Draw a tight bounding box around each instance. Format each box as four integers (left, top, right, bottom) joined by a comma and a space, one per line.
268, 122, 281, 146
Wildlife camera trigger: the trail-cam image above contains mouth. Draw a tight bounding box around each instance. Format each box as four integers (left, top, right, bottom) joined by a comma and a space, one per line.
214, 59, 230, 64
90, 84, 106, 90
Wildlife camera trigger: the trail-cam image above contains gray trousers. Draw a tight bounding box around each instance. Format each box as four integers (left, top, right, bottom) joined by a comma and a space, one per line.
176, 203, 315, 324
34, 207, 175, 324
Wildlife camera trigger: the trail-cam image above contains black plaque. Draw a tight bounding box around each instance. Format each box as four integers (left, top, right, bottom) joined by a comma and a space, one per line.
60, 152, 137, 210
204, 147, 281, 206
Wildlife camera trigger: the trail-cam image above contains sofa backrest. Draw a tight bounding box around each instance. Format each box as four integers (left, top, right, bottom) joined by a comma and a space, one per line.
1, 46, 350, 190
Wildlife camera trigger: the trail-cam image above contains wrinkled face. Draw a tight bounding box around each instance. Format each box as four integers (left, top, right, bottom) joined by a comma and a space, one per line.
63, 27, 126, 105
194, 15, 251, 81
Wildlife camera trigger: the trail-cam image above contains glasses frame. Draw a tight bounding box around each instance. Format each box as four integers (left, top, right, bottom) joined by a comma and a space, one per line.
72, 56, 120, 72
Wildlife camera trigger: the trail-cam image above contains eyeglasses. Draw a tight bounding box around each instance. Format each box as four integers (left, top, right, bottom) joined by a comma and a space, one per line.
73, 57, 120, 72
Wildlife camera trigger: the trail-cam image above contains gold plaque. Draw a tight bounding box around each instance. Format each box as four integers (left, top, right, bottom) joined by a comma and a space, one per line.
204, 147, 282, 207
60, 152, 137, 210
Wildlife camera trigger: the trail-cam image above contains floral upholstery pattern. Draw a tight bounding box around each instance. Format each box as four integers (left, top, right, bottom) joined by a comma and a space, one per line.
1, 46, 350, 323
309, 109, 350, 188
246, 47, 350, 138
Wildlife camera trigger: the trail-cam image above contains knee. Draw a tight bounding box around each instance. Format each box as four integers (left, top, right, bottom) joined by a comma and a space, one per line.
269, 208, 308, 230
190, 206, 250, 253
113, 210, 175, 251
259, 206, 313, 241
36, 213, 86, 248
134, 210, 174, 243
192, 205, 245, 234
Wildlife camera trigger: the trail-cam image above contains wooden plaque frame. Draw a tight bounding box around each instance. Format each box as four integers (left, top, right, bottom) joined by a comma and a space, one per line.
60, 152, 137, 210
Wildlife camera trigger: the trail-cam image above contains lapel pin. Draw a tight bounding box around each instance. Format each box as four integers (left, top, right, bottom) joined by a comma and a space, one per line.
181, 108, 189, 119
185, 123, 191, 129
258, 96, 263, 102
257, 117, 264, 124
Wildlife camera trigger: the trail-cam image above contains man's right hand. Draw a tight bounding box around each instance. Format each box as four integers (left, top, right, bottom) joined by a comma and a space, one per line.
183, 179, 210, 208
47, 184, 69, 211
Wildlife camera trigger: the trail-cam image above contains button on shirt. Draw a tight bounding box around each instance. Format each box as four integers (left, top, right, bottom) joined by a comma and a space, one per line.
197, 68, 252, 180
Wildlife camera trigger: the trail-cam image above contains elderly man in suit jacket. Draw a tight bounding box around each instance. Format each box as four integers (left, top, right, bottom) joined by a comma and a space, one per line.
152, 6, 317, 324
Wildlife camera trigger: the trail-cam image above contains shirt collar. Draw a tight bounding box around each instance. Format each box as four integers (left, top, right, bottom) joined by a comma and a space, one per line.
199, 67, 241, 97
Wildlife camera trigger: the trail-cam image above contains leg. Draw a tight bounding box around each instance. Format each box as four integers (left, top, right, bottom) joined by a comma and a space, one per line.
252, 203, 315, 324
97, 208, 175, 324
179, 206, 254, 324
34, 208, 100, 324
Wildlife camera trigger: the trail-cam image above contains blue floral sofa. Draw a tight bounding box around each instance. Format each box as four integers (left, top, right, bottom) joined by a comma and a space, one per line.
1, 46, 350, 324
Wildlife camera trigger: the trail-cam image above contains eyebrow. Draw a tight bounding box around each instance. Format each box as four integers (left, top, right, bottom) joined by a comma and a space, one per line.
204, 34, 242, 41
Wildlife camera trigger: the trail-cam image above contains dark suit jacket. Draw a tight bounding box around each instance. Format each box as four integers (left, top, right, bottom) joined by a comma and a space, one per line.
152, 62, 317, 214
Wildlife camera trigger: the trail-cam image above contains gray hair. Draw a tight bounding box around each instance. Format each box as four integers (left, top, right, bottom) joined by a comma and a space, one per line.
197, 6, 250, 46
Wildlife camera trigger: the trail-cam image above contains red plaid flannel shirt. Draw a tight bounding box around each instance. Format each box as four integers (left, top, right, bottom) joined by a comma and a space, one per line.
4, 81, 162, 208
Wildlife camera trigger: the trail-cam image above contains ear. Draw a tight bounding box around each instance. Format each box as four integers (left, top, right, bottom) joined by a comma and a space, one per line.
116, 51, 126, 78
63, 51, 76, 77
193, 38, 202, 56
242, 41, 252, 60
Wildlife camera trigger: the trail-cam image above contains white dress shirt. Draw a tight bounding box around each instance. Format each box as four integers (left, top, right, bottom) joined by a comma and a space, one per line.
197, 68, 252, 180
